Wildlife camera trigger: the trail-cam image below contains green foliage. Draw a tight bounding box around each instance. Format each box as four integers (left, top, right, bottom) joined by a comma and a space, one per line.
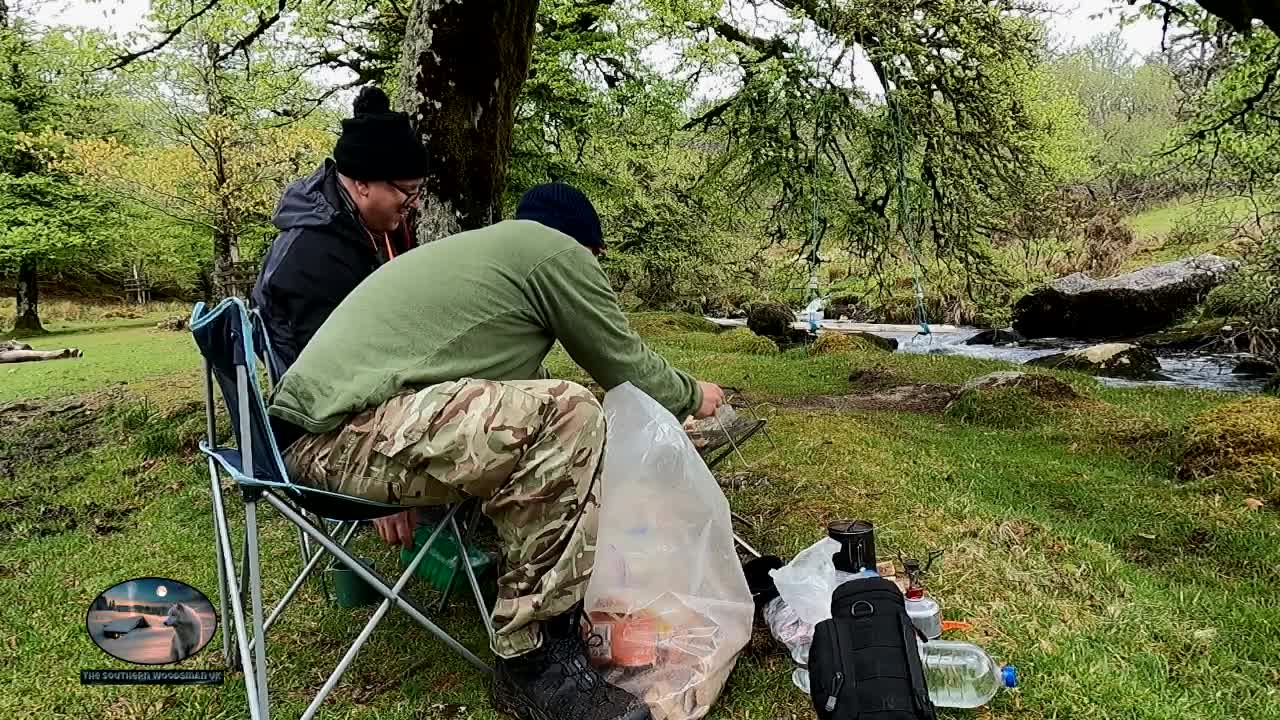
0, 17, 117, 276
0, 171, 110, 271
113, 399, 160, 434
1201, 239, 1280, 342
1046, 31, 1181, 201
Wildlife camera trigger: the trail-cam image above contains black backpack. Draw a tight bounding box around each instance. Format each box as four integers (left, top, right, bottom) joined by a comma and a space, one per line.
808, 577, 936, 720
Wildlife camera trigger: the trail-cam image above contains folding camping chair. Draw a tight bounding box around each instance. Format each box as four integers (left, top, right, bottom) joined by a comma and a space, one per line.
191, 297, 493, 720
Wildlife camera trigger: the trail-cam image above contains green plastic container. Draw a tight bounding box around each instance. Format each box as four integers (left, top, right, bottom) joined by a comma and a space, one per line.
399, 523, 496, 595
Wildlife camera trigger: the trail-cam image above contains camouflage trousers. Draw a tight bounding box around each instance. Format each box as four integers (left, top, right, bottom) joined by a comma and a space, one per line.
283, 378, 604, 659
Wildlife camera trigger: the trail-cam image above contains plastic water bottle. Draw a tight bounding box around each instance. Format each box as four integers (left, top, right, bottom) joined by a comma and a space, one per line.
804, 297, 824, 332
920, 640, 1017, 708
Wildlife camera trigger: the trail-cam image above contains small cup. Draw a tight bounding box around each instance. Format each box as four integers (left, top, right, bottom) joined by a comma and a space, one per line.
328, 557, 379, 608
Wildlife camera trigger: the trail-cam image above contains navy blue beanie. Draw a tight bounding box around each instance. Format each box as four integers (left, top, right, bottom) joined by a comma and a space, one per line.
514, 183, 604, 249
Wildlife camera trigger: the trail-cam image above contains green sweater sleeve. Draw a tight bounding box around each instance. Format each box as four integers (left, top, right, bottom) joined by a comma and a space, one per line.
525, 248, 702, 419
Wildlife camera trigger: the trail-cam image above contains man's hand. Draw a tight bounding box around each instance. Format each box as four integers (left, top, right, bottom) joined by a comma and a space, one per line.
373, 508, 418, 548
694, 381, 725, 419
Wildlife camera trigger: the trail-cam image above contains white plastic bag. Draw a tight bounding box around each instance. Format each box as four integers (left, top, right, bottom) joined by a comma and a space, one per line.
584, 383, 754, 720
770, 537, 850, 626
764, 538, 856, 689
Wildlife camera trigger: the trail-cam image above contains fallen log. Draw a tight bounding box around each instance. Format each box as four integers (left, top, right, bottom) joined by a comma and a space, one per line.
0, 340, 84, 364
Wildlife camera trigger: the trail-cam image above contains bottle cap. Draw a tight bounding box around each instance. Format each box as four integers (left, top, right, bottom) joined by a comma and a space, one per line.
1002, 665, 1017, 688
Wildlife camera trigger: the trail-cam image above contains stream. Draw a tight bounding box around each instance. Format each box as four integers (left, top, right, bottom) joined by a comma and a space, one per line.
711, 318, 1270, 393
870, 326, 1267, 393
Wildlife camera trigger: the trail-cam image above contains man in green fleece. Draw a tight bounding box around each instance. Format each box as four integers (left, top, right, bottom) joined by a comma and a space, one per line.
267, 182, 722, 720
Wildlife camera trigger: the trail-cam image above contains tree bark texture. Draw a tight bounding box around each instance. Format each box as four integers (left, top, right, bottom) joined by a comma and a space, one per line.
13, 259, 44, 334
396, 0, 539, 243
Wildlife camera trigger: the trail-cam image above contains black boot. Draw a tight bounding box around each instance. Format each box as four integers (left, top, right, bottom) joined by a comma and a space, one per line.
492, 606, 652, 720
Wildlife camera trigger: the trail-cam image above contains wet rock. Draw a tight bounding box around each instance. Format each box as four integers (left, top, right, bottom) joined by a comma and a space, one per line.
1233, 357, 1278, 377
1025, 343, 1164, 380
965, 329, 1026, 346
1012, 254, 1238, 339
1135, 320, 1247, 352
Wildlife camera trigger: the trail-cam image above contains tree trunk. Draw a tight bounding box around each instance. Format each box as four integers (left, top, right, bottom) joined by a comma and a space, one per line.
396, 0, 540, 243
13, 259, 44, 334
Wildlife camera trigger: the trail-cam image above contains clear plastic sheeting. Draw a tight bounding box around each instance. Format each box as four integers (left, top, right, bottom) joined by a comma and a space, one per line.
765, 537, 857, 690
584, 383, 755, 720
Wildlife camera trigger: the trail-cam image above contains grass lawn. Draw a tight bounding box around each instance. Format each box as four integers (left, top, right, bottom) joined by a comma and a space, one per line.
1123, 195, 1259, 270
2, 316, 1278, 720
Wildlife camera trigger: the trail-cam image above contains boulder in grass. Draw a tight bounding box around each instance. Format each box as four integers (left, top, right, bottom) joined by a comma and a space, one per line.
809, 332, 896, 356
957, 371, 1081, 400
1179, 397, 1280, 503
717, 328, 780, 355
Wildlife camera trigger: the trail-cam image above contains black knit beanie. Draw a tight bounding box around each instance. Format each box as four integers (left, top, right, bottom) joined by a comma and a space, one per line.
514, 183, 604, 250
333, 87, 429, 181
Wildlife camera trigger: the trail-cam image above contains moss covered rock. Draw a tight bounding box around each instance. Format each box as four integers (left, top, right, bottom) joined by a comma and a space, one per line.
746, 303, 795, 339
944, 387, 1054, 428
1179, 397, 1280, 501
718, 328, 779, 355
957, 371, 1081, 400
809, 332, 876, 356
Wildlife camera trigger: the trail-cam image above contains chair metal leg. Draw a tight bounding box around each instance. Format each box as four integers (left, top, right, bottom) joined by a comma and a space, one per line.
297, 523, 310, 565
263, 493, 492, 674
448, 513, 495, 643
208, 457, 237, 670
240, 522, 251, 606
302, 499, 491, 717
245, 498, 270, 720
203, 361, 239, 671
436, 501, 483, 614
208, 476, 264, 720
299, 509, 459, 720
253, 520, 361, 655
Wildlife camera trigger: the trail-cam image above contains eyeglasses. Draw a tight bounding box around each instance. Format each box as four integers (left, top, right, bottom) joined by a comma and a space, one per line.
386, 181, 424, 210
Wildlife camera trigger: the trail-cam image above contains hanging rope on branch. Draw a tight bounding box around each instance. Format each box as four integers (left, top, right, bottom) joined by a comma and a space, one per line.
803, 0, 932, 338
882, 68, 932, 338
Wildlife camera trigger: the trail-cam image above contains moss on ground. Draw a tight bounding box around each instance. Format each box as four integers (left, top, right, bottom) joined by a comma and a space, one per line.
1180, 396, 1280, 503
716, 328, 780, 355
625, 311, 721, 336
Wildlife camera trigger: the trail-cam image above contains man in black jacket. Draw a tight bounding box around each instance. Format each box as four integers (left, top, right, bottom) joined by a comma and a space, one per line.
252, 86, 429, 373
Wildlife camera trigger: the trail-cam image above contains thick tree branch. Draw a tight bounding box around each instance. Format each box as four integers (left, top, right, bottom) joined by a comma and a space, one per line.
101, 0, 222, 70
215, 0, 288, 64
